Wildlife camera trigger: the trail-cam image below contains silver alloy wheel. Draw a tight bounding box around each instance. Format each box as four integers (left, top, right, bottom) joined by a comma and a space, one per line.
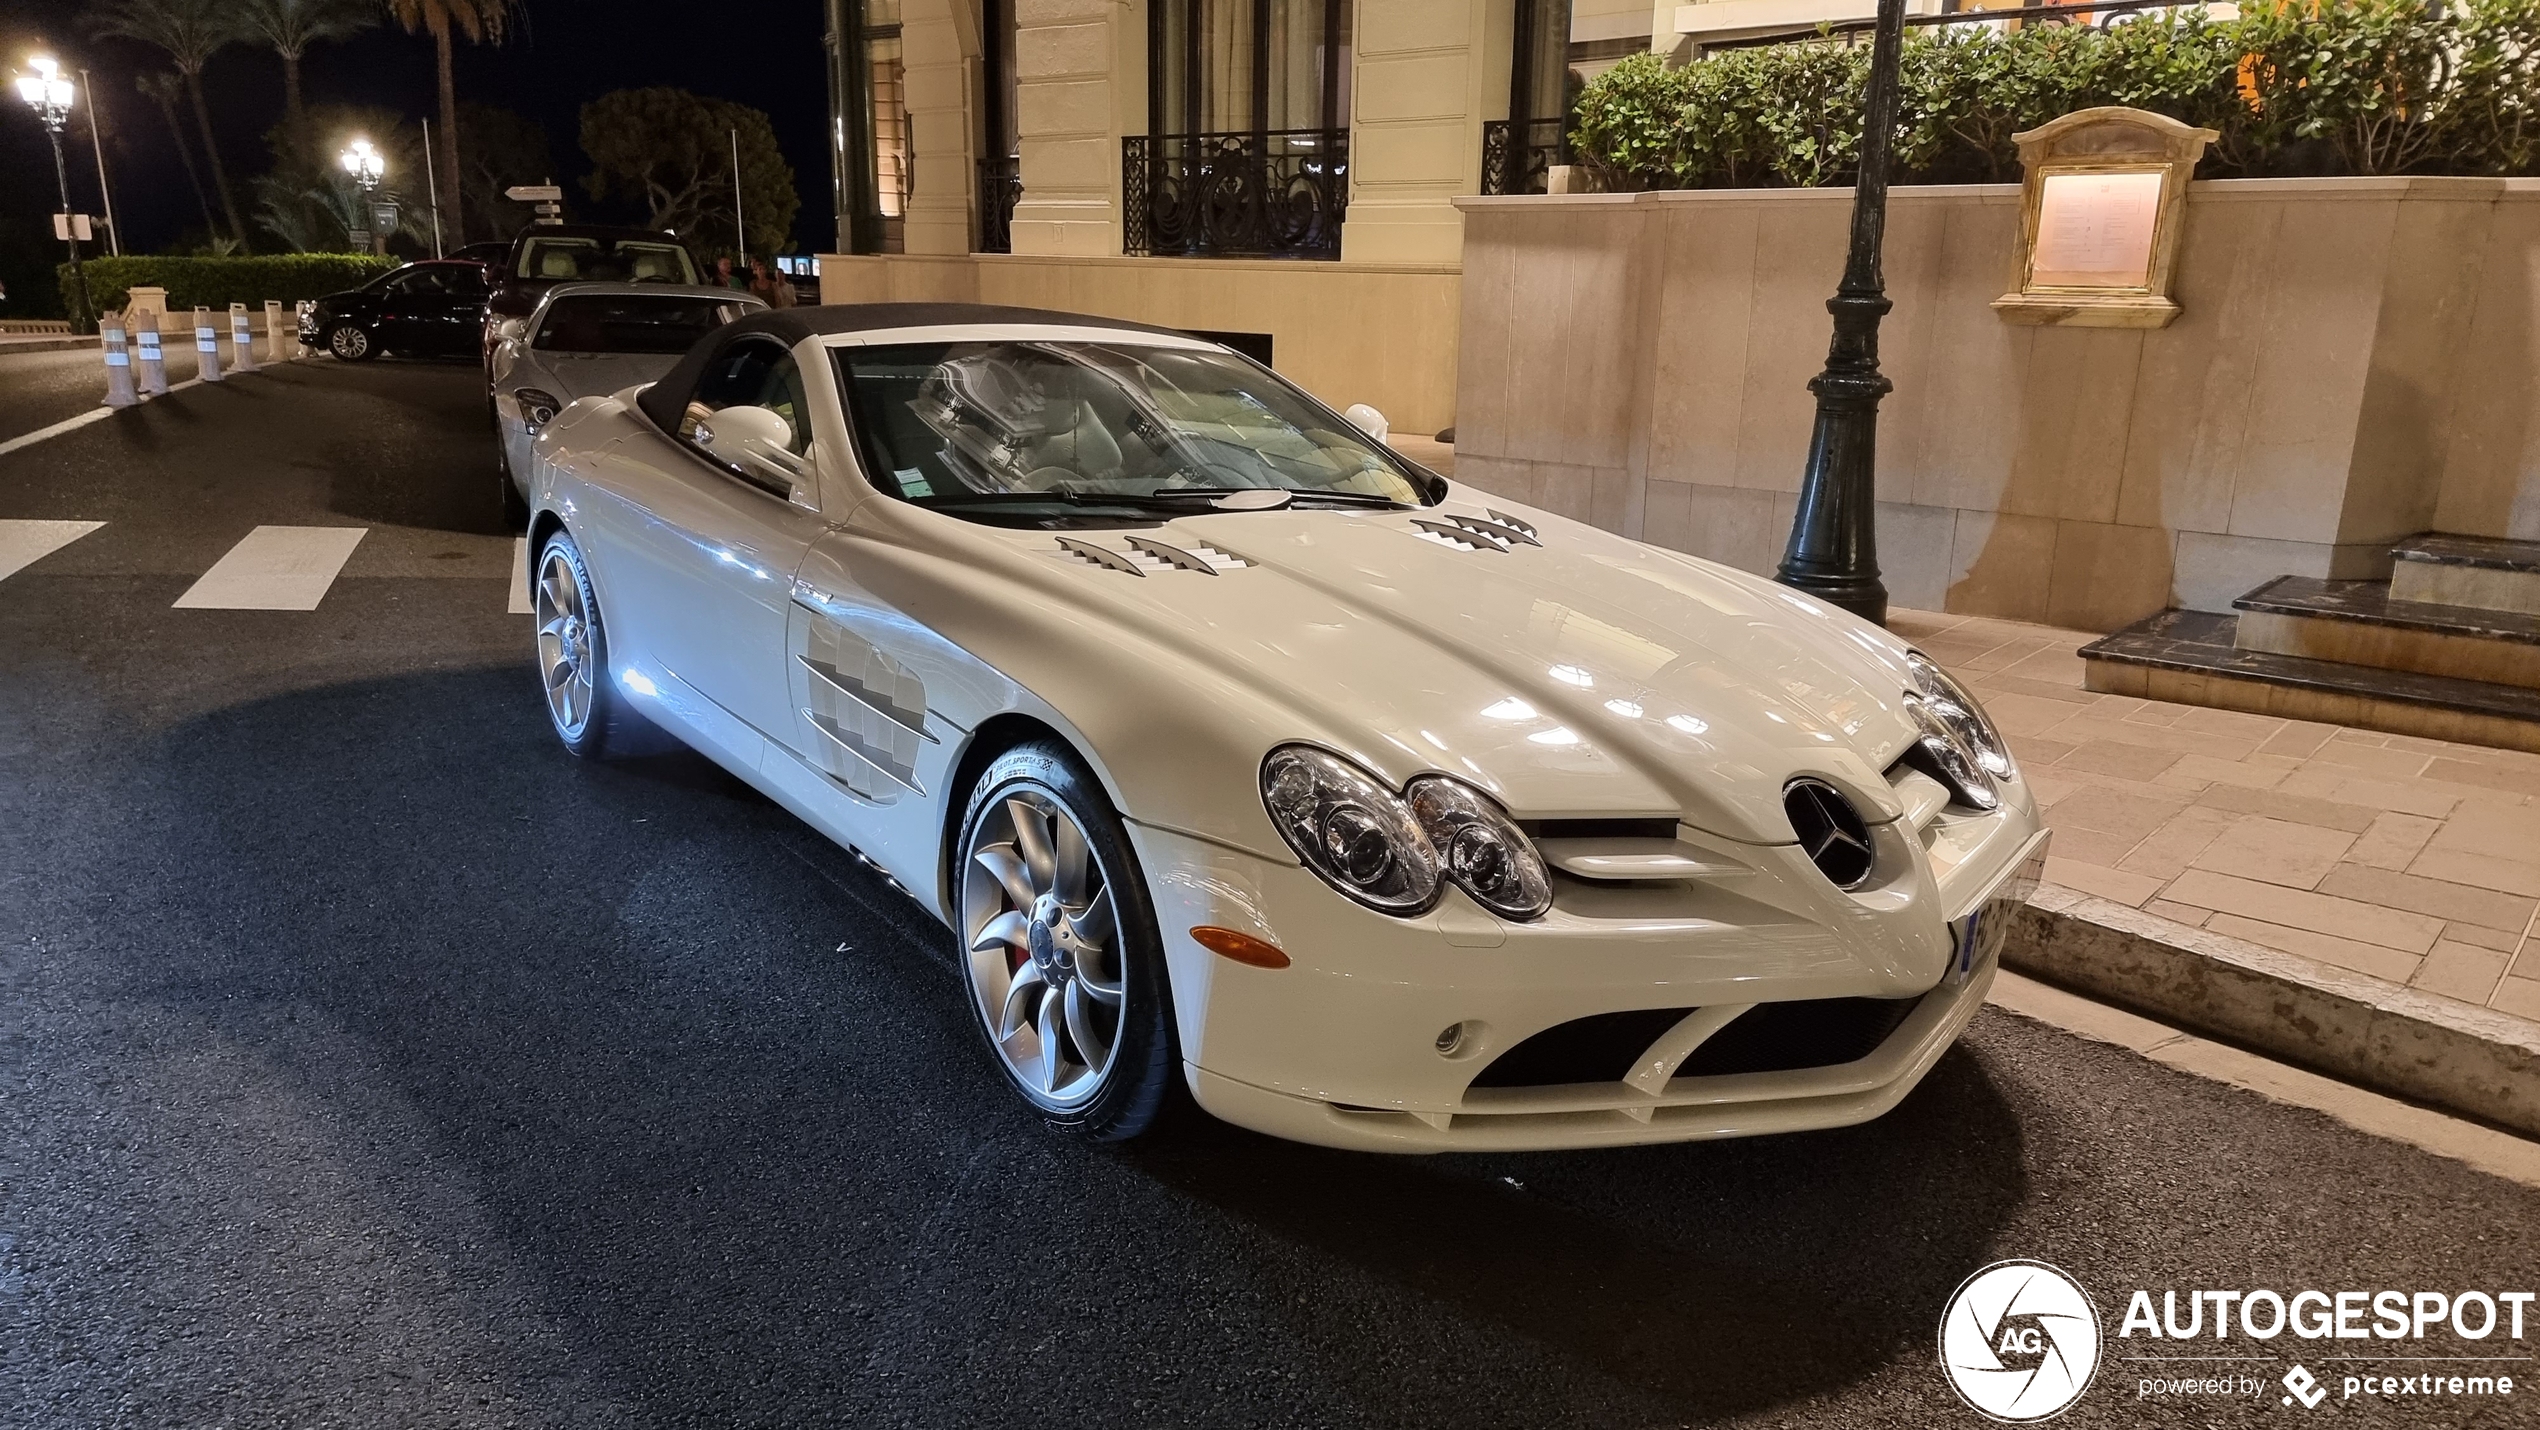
962, 789, 1125, 1110
328, 324, 369, 360
534, 547, 596, 740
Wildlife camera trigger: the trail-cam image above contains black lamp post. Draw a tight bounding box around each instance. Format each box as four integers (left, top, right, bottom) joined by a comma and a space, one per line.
16, 56, 90, 334
1774, 0, 1909, 627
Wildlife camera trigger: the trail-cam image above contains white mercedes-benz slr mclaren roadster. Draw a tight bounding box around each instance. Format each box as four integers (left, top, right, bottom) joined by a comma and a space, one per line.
521, 304, 2048, 1151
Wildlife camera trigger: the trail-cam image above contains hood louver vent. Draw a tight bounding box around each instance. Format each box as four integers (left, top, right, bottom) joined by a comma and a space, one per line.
1055, 535, 1250, 575
1411, 510, 1544, 553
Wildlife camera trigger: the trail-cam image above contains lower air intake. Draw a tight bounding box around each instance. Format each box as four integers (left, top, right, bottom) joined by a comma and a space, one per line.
1672, 996, 1921, 1079
1466, 1006, 1698, 1088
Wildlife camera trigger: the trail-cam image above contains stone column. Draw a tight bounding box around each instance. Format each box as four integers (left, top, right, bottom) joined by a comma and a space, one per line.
1011, 0, 1128, 255
1341, 0, 1504, 265
902, 0, 982, 254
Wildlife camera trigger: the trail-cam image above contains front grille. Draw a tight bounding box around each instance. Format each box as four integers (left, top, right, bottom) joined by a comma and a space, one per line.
1673, 996, 1920, 1079
1467, 1006, 1697, 1088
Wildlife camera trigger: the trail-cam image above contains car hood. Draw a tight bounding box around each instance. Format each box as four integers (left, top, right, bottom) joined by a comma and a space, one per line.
515, 351, 683, 401
933, 493, 1927, 846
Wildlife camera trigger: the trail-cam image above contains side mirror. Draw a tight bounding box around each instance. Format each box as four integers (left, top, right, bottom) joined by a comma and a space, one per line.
696, 403, 809, 495
495, 317, 527, 344
1344, 403, 1390, 443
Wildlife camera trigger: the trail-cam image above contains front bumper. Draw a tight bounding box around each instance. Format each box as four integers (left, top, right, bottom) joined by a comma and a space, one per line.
1130, 791, 2046, 1153
1191, 950, 1997, 1152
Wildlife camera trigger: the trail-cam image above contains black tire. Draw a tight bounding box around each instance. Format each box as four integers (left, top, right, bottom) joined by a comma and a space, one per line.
532, 529, 663, 760
500, 472, 530, 530
956, 740, 1185, 1142
326, 323, 375, 362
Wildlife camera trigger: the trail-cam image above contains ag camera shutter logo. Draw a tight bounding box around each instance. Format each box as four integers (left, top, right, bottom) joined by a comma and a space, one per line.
1940, 1259, 2103, 1421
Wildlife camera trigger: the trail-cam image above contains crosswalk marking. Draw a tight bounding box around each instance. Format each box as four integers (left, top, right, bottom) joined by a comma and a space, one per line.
0, 519, 105, 582
174, 526, 368, 610
509, 537, 534, 614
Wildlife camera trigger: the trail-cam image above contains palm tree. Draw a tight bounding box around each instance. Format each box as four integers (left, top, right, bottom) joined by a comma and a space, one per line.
92, 0, 249, 249
386, 0, 511, 243
236, 0, 380, 124
137, 71, 221, 243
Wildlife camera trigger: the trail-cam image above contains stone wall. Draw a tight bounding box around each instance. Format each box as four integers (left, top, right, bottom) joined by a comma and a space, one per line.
1449, 178, 2540, 630
819, 251, 1464, 433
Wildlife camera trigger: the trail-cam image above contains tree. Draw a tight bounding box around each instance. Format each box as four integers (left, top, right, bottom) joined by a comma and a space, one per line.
138, 71, 221, 244
386, 0, 511, 242
455, 102, 554, 239
580, 88, 799, 260
235, 0, 380, 125
92, 0, 249, 250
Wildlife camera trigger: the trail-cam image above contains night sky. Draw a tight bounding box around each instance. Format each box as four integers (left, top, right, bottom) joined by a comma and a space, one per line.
2, 0, 835, 315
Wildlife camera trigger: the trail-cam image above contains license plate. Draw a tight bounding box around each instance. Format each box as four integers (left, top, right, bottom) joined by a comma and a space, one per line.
1947, 843, 2047, 987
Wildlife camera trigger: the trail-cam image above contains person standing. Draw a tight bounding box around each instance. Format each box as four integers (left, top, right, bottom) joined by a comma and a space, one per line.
749, 258, 794, 309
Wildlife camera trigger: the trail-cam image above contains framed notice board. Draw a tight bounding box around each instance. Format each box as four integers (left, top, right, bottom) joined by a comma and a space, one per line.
1993, 108, 2217, 329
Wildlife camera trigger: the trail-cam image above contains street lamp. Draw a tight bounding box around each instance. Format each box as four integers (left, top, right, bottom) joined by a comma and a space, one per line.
1775, 0, 1909, 627
14, 55, 90, 333
340, 137, 385, 255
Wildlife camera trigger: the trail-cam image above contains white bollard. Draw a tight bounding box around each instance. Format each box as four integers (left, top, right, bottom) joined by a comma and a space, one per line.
194, 306, 223, 383
264, 300, 289, 360
227, 302, 257, 373
135, 314, 168, 395
100, 319, 139, 408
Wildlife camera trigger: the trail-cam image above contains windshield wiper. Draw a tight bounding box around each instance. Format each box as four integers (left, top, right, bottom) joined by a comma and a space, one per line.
1118, 486, 1416, 511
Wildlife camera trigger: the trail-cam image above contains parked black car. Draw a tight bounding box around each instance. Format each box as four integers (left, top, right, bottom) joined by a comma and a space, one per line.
301, 259, 495, 361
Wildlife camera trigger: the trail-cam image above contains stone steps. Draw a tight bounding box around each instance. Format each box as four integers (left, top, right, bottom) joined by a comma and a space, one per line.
2391, 533, 2540, 616
2079, 535, 2540, 751
2233, 576, 2540, 690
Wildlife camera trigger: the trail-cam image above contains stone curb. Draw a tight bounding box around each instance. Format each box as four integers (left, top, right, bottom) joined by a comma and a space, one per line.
2006, 883, 2540, 1139
0, 335, 100, 354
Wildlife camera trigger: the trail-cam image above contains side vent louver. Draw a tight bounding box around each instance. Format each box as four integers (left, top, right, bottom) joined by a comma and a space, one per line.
1056, 536, 1251, 574
1412, 510, 1545, 554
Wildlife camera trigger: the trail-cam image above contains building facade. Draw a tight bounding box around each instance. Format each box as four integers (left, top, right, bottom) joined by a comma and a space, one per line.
816, 0, 1694, 432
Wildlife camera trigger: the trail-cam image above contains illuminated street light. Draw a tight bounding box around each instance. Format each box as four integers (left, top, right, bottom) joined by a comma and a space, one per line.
340, 137, 386, 255
14, 54, 91, 331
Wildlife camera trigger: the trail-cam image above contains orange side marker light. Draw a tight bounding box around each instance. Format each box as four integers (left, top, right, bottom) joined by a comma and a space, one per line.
1191, 926, 1290, 969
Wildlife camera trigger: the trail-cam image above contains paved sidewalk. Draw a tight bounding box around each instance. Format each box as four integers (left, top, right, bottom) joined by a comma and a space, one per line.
1896, 608, 2540, 1031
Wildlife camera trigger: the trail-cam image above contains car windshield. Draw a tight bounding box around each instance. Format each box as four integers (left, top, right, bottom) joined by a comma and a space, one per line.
534, 294, 752, 353
516, 237, 698, 285
831, 341, 1432, 520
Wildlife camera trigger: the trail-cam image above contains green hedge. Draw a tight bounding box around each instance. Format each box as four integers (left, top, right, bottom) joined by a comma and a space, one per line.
60, 254, 399, 323
1573, 0, 2540, 191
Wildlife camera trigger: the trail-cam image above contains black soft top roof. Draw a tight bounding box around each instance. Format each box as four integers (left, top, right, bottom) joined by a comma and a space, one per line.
633, 302, 1201, 434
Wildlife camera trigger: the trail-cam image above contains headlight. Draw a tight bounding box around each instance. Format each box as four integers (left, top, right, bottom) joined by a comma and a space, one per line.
1260, 746, 1440, 914
1903, 650, 2014, 809
514, 387, 562, 429
1408, 776, 1551, 920
1904, 695, 1998, 811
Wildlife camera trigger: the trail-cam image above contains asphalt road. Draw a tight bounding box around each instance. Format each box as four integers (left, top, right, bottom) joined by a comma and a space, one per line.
4, 357, 2538, 1429
0, 343, 210, 446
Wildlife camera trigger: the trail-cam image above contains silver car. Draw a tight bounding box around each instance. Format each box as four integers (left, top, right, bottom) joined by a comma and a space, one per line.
490, 282, 766, 524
